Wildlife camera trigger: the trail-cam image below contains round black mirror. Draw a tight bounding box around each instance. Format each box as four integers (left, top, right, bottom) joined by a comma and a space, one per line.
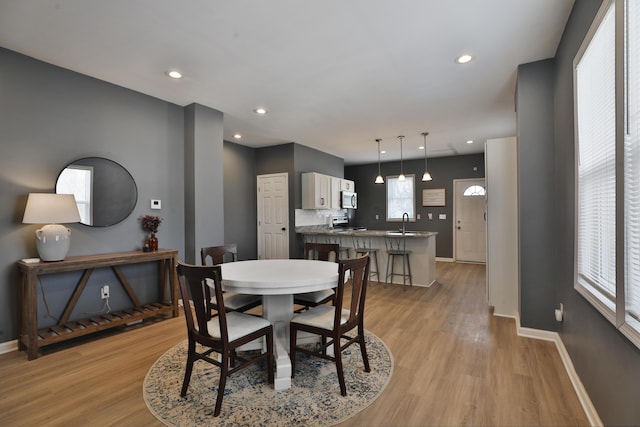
56, 157, 138, 227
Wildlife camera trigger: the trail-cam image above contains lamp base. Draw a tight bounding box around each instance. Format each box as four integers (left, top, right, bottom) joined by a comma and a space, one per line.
35, 224, 72, 262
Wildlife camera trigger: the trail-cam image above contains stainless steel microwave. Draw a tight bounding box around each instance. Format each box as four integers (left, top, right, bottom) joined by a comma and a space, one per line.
341, 191, 357, 209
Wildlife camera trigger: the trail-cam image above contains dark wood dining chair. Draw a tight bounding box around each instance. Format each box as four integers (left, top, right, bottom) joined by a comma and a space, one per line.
293, 242, 339, 310
176, 261, 274, 417
201, 244, 262, 314
290, 254, 371, 396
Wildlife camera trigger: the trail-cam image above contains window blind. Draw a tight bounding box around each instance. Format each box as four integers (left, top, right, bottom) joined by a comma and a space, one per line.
576, 2, 617, 301
626, 0, 640, 321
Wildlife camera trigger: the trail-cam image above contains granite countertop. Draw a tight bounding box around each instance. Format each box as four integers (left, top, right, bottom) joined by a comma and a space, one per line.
295, 226, 437, 238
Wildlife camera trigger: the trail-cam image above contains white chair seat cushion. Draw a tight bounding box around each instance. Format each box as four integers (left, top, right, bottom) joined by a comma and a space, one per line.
207, 311, 271, 341
217, 291, 262, 310
291, 304, 349, 330
295, 289, 334, 303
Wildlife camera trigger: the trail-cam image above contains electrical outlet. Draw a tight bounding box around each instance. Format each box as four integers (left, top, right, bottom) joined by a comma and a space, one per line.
101, 285, 109, 299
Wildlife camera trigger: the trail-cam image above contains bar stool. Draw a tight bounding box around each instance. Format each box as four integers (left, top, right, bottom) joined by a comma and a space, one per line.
329, 235, 351, 259
385, 236, 412, 289
353, 236, 379, 282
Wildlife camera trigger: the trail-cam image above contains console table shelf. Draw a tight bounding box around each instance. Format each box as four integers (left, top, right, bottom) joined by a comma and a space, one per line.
17, 249, 179, 360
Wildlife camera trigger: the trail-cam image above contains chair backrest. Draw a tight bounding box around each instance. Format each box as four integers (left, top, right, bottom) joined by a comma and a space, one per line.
201, 244, 238, 266
333, 254, 370, 330
304, 242, 339, 263
177, 261, 228, 345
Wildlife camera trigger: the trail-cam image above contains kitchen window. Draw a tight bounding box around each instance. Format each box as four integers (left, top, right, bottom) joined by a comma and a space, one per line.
574, 0, 640, 347
386, 175, 415, 221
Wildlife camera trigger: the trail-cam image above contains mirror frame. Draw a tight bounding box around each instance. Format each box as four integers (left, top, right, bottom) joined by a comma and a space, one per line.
56, 157, 138, 227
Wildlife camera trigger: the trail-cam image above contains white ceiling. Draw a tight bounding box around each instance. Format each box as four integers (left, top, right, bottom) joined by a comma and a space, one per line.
0, 0, 574, 165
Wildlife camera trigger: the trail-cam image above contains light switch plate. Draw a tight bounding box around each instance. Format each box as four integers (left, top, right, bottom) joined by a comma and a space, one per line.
439, 214, 446, 220
151, 199, 161, 210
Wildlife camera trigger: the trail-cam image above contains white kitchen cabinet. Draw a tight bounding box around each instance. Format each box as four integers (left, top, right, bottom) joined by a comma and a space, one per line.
341, 179, 355, 192
302, 172, 332, 209
330, 177, 356, 208
330, 176, 342, 208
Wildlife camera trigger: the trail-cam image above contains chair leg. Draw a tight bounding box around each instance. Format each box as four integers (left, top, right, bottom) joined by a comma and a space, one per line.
214, 353, 229, 417
266, 328, 274, 383
371, 251, 380, 282
180, 339, 197, 397
359, 326, 371, 373
406, 253, 413, 286
289, 326, 297, 378
335, 339, 347, 396
180, 355, 195, 397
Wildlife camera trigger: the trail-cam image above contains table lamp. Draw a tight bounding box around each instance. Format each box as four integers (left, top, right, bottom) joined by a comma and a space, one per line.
22, 193, 81, 261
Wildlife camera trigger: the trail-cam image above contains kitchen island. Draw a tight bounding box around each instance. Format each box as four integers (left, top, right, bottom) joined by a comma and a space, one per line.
296, 227, 437, 287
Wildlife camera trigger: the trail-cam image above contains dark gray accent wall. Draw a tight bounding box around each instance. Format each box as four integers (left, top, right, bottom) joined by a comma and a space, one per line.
516, 59, 557, 331
224, 140, 257, 261
345, 153, 485, 258
0, 48, 185, 340
183, 103, 225, 264
553, 1, 640, 425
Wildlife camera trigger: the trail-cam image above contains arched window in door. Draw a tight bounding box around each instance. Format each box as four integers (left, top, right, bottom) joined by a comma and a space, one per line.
463, 184, 486, 196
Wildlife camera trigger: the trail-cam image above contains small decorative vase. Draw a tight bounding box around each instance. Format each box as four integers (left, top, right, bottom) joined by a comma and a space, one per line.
148, 233, 159, 251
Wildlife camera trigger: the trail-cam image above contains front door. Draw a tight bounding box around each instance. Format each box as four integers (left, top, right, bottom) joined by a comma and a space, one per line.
454, 178, 487, 263
257, 173, 289, 259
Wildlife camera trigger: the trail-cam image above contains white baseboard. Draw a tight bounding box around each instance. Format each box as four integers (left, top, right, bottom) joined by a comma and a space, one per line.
514, 314, 603, 427
0, 339, 18, 355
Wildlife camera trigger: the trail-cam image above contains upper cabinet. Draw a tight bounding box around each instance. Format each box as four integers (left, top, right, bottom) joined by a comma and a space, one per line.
302, 172, 332, 209
302, 172, 355, 209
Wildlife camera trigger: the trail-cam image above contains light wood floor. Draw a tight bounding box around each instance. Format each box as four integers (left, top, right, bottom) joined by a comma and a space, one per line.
0, 262, 590, 426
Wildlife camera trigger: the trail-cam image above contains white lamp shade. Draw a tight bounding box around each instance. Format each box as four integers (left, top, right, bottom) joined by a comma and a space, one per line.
23, 193, 81, 261
422, 172, 433, 182
23, 193, 81, 224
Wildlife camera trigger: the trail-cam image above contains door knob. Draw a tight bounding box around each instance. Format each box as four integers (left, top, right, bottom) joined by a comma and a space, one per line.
457, 226, 461, 230
281, 227, 286, 231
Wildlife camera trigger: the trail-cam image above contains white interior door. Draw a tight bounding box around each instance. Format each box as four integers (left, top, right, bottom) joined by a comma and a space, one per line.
257, 173, 289, 259
454, 179, 487, 263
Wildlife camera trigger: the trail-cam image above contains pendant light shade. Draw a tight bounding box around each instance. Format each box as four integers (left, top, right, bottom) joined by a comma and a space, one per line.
374, 138, 384, 184
398, 135, 406, 181
421, 132, 432, 182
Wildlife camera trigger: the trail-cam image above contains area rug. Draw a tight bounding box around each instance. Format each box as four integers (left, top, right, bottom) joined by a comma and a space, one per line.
143, 332, 393, 426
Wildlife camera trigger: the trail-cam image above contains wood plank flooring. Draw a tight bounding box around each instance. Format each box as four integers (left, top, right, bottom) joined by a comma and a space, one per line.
0, 262, 590, 426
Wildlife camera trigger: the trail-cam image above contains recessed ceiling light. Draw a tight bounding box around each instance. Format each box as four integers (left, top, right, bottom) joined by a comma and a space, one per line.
381, 150, 387, 154
166, 70, 182, 79
456, 54, 473, 64
254, 108, 267, 115
419, 146, 425, 150
233, 134, 242, 139
466, 140, 474, 144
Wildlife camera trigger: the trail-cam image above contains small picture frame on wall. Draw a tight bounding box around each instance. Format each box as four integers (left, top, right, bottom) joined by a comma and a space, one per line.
422, 188, 446, 206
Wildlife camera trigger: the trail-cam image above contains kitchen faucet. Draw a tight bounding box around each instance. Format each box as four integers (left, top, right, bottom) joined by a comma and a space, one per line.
402, 212, 409, 235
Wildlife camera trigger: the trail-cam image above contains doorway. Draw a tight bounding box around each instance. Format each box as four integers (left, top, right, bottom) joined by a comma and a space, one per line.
454, 178, 487, 263
257, 173, 289, 259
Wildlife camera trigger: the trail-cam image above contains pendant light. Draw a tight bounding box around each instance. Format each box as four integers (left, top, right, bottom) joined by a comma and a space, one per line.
397, 135, 406, 181
374, 138, 384, 184
421, 132, 432, 182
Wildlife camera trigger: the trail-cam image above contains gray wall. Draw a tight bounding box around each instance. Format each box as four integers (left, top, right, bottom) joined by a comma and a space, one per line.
553, 1, 640, 425
345, 153, 485, 259
224, 140, 258, 261
183, 103, 225, 264
517, 59, 557, 331
0, 48, 185, 338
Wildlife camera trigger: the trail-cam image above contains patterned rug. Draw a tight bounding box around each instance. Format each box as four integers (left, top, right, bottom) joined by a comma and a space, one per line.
143, 332, 393, 426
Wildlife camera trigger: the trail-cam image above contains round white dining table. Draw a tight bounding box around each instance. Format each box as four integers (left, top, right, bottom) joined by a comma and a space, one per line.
220, 259, 338, 390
